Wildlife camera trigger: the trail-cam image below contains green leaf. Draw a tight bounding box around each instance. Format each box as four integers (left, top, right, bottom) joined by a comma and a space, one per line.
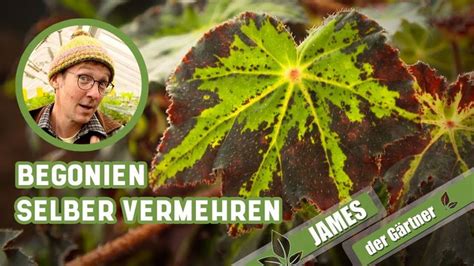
122, 3, 200, 40
60, 0, 96, 17
202, 0, 307, 26
391, 20, 474, 81
150, 11, 421, 232
123, 0, 307, 84
441, 191, 450, 206
259, 256, 282, 265
289, 251, 302, 264
448, 201, 457, 209
271, 230, 290, 260
123, 0, 306, 39
360, 2, 427, 36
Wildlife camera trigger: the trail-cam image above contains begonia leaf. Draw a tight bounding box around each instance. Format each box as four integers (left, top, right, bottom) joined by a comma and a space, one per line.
150, 11, 422, 234
384, 62, 474, 209
381, 63, 474, 263
360, 2, 426, 36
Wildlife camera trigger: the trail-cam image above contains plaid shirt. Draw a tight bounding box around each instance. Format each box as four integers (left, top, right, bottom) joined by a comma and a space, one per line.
38, 103, 108, 143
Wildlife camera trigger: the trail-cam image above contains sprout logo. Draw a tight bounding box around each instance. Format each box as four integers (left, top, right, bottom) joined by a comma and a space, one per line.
259, 230, 302, 265
441, 192, 458, 210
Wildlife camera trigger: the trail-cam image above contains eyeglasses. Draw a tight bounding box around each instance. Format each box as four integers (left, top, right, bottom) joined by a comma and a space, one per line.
66, 71, 114, 95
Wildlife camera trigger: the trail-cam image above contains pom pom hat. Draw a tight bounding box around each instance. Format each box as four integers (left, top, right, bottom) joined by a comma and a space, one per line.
48, 29, 114, 81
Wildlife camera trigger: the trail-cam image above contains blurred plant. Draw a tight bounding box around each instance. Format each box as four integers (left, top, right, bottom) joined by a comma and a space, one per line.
127, 82, 169, 162
378, 62, 473, 265
392, 20, 474, 81
122, 0, 307, 84
0, 229, 35, 266
99, 91, 140, 124
24, 88, 55, 110
21, 88, 137, 124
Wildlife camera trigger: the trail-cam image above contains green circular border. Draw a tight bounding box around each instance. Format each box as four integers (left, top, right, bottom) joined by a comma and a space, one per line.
16, 18, 149, 152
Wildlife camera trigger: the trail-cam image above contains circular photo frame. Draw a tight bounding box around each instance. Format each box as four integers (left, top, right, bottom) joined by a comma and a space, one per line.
16, 19, 148, 152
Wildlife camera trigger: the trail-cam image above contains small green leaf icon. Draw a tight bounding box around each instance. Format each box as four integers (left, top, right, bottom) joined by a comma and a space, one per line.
259, 256, 282, 265
289, 251, 302, 264
272, 230, 290, 260
441, 192, 458, 210
441, 192, 450, 206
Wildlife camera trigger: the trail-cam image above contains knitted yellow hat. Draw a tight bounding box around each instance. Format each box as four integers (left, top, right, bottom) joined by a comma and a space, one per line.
48, 29, 114, 81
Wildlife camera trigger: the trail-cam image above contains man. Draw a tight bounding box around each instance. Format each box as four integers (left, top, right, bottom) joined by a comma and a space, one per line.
30, 29, 122, 144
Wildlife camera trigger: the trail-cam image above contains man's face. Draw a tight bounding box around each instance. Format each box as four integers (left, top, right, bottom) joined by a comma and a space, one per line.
51, 62, 111, 126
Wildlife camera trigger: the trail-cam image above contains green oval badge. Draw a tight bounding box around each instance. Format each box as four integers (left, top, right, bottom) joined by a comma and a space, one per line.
16, 18, 148, 151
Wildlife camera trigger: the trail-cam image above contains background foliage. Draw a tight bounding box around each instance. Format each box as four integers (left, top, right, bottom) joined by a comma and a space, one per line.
24, 89, 138, 124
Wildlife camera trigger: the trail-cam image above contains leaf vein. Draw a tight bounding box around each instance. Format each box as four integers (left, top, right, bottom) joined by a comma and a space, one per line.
243, 82, 294, 196
159, 78, 288, 173
190, 70, 281, 81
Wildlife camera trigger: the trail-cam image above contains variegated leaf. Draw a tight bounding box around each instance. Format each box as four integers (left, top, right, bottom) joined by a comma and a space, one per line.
381, 63, 474, 265
150, 11, 421, 234
384, 62, 474, 209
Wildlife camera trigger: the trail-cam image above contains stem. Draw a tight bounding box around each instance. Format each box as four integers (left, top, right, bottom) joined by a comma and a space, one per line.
451, 40, 462, 76
66, 224, 171, 266
66, 185, 221, 266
